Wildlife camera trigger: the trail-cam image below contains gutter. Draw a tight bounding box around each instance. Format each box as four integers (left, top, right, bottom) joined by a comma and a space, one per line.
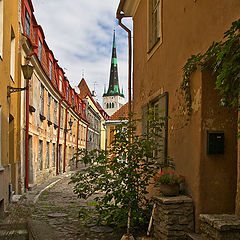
116, 3, 132, 115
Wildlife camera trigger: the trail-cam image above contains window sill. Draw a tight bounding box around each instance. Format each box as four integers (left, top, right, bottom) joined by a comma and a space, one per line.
147, 38, 162, 61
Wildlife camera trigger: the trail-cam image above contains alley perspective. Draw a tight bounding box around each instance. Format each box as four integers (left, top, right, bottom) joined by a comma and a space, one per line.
1, 0, 240, 239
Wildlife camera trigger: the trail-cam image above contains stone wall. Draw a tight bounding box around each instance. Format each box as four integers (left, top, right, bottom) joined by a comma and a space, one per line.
200, 214, 240, 240
152, 195, 194, 240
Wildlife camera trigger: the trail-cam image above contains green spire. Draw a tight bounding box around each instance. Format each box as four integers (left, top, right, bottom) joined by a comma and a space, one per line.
103, 30, 124, 97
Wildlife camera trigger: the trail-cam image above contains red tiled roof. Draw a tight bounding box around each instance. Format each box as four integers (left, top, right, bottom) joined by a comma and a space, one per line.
109, 102, 129, 120
78, 78, 92, 99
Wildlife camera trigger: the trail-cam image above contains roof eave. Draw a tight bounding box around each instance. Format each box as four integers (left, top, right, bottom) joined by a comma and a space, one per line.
116, 0, 139, 19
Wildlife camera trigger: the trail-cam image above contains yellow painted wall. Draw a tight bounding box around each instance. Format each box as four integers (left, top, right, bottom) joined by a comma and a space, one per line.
0, 0, 20, 210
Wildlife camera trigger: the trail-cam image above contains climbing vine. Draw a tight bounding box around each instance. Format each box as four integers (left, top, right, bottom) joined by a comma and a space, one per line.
181, 18, 240, 115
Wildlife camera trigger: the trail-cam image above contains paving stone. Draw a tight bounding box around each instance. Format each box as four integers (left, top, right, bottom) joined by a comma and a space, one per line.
90, 225, 114, 233
47, 213, 68, 218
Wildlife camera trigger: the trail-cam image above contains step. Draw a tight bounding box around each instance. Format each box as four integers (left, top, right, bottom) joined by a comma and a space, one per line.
186, 232, 202, 240
0, 229, 28, 240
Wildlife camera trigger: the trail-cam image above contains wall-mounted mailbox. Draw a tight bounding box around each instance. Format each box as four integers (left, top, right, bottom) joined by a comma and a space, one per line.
207, 131, 224, 155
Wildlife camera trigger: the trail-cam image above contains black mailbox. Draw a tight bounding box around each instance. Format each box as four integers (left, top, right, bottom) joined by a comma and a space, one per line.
207, 131, 224, 155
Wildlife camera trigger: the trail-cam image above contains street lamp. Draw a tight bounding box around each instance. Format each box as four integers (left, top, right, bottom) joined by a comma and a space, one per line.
7, 63, 34, 97
65, 118, 73, 132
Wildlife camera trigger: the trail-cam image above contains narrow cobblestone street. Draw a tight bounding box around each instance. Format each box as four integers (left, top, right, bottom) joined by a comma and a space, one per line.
24, 172, 129, 240
3, 171, 146, 240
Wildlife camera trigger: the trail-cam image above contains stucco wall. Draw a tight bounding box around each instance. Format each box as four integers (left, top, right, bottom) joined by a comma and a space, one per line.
131, 0, 240, 230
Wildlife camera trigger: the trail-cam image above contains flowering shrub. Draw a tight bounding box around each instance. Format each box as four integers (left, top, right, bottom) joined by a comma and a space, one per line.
154, 172, 185, 185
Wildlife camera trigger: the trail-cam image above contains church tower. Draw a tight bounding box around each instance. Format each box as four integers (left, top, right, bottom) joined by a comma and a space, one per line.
103, 31, 125, 116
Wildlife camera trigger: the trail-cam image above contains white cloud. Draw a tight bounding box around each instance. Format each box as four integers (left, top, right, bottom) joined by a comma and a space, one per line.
32, 0, 132, 105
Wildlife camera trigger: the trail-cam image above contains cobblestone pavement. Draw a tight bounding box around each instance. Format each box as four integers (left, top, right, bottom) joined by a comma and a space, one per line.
15, 171, 144, 240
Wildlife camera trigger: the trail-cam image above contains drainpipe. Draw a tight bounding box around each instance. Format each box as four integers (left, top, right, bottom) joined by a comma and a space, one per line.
56, 100, 62, 175
63, 108, 68, 173
24, 53, 35, 190
117, 14, 132, 115
24, 76, 30, 190
76, 120, 79, 168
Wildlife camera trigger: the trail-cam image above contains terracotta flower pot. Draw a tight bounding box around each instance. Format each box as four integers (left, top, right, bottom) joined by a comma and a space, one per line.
159, 183, 180, 196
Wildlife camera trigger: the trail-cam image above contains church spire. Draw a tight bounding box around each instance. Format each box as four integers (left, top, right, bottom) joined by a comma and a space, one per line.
103, 30, 124, 97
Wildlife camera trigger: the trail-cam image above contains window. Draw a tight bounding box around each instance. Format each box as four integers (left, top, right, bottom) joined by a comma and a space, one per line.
52, 143, 55, 167
59, 75, 62, 92
0, 105, 1, 167
46, 142, 49, 168
49, 60, 52, 80
79, 102, 81, 114
66, 87, 69, 101
38, 140, 43, 170
72, 94, 74, 106
107, 103, 109, 109
148, 0, 162, 51
10, 27, 15, 81
47, 94, 51, 121
38, 39, 42, 63
60, 107, 64, 128
112, 103, 114, 108
142, 92, 168, 164
68, 146, 71, 162
40, 84, 44, 115
0, 0, 3, 58
83, 107, 86, 117
25, 8, 30, 36
53, 100, 58, 125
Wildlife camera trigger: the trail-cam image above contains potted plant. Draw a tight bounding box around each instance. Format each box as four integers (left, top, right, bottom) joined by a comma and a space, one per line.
154, 172, 185, 196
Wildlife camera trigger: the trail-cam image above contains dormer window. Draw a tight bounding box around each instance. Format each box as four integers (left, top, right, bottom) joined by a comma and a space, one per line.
38, 39, 42, 63
66, 87, 69, 101
25, 8, 30, 36
59, 75, 62, 92
79, 102, 81, 113
49, 59, 52, 80
72, 94, 74, 106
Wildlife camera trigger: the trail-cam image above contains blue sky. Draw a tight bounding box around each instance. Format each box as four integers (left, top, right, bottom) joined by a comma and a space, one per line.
32, 0, 132, 105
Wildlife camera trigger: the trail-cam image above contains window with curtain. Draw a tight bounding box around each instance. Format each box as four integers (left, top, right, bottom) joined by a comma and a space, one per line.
10, 27, 15, 81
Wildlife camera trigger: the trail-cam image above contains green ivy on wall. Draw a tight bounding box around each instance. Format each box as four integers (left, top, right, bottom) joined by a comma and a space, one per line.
181, 19, 240, 116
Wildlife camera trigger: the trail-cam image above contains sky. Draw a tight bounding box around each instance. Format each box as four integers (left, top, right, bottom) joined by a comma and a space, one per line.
32, 0, 132, 106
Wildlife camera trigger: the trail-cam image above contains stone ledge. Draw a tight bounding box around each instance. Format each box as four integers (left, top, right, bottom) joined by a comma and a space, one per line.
153, 195, 193, 204
200, 214, 240, 231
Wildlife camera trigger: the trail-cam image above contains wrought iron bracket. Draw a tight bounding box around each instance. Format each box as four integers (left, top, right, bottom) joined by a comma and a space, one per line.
7, 86, 28, 97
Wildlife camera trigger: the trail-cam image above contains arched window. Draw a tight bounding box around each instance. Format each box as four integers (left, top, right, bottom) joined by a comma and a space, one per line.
107, 103, 109, 109
112, 103, 114, 108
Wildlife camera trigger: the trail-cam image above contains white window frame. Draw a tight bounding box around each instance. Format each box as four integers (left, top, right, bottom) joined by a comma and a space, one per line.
0, 0, 3, 59
10, 27, 15, 81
